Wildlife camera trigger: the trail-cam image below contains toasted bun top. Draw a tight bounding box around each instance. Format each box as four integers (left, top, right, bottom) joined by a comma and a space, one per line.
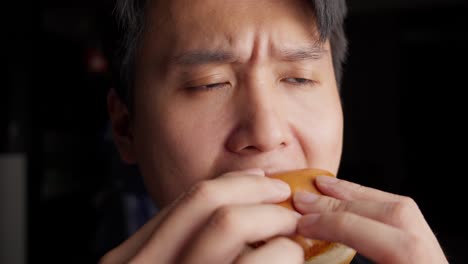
269, 168, 334, 210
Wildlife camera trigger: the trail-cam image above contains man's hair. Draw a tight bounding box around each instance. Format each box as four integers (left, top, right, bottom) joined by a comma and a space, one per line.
114, 0, 348, 108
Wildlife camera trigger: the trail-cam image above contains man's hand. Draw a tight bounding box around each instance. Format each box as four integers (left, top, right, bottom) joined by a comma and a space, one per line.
99, 169, 304, 264
293, 176, 449, 264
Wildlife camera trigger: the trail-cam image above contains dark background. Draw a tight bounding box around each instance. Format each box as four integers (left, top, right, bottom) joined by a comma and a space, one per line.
1, 0, 467, 263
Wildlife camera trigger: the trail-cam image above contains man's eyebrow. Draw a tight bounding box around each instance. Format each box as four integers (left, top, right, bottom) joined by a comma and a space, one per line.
277, 44, 328, 62
171, 50, 238, 66
170, 45, 326, 66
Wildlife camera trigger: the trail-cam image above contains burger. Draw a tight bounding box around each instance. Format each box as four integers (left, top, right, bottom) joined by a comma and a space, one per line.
255, 168, 357, 264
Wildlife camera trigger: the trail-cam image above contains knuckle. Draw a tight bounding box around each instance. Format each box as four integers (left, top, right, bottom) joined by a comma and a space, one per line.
185, 181, 220, 205
335, 200, 353, 213
387, 202, 410, 225
333, 212, 355, 239
400, 196, 418, 210
377, 232, 424, 264
386, 197, 418, 226
210, 206, 240, 233
323, 196, 339, 211
399, 233, 426, 263
324, 197, 350, 213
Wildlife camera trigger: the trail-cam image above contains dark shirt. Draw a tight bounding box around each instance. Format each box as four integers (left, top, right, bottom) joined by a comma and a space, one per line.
351, 254, 374, 264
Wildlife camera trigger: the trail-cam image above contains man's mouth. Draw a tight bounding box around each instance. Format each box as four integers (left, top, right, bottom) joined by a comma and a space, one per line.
263, 167, 307, 176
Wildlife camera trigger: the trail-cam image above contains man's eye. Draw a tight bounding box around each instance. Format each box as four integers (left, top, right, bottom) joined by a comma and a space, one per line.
188, 82, 230, 91
283, 78, 315, 86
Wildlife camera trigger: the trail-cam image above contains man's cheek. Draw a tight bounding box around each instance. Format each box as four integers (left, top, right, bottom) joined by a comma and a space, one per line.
164, 126, 217, 168
296, 119, 342, 168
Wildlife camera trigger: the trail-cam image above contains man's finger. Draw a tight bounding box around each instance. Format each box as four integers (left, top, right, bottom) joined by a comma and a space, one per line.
315, 176, 403, 202
180, 204, 300, 264
293, 192, 426, 231
130, 169, 291, 263
297, 212, 410, 264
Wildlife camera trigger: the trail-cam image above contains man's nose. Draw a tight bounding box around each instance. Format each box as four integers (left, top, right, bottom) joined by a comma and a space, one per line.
225, 78, 292, 155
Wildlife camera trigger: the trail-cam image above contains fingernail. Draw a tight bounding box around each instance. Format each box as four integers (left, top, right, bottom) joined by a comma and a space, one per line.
243, 168, 265, 176
272, 179, 291, 193
316, 175, 339, 185
294, 191, 320, 204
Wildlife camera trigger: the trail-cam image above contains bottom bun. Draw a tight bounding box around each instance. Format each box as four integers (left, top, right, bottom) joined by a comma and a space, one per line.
243, 242, 355, 264
269, 168, 357, 264
303, 243, 356, 264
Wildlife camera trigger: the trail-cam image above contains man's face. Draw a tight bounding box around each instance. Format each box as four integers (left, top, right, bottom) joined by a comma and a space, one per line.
126, 0, 343, 207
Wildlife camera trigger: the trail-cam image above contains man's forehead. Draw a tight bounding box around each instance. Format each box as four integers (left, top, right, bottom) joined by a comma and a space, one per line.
146, 0, 318, 33
153, 0, 316, 13
143, 0, 324, 68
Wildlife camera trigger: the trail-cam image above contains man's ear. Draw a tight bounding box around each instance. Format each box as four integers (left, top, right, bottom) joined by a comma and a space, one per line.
107, 89, 136, 164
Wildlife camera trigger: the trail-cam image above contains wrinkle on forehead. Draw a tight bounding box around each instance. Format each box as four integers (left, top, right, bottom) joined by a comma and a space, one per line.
151, 0, 319, 40
140, 0, 322, 75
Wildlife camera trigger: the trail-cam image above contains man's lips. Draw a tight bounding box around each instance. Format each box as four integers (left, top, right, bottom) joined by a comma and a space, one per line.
219, 166, 308, 177
263, 167, 307, 176
216, 152, 309, 178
